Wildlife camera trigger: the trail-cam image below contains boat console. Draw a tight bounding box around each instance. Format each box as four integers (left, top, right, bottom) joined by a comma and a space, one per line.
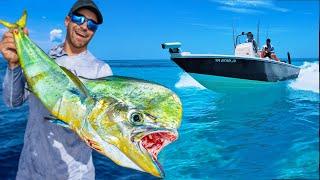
234, 43, 255, 57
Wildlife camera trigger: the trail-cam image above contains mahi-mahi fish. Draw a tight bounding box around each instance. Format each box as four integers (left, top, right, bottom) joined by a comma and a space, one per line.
0, 11, 182, 177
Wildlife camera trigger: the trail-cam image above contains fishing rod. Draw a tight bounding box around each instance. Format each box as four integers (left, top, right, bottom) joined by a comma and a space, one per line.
257, 20, 260, 49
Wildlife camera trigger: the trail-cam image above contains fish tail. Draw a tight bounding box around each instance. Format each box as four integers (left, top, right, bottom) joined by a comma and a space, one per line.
16, 10, 27, 28
0, 10, 27, 29
0, 19, 17, 29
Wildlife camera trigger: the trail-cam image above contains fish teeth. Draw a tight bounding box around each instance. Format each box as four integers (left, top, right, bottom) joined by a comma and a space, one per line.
147, 143, 153, 148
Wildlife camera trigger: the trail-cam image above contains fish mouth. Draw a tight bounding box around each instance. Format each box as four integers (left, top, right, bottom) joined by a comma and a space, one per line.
138, 130, 178, 174
140, 131, 177, 160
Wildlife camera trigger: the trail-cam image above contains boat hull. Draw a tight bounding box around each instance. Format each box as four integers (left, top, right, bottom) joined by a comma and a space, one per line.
189, 72, 280, 92
172, 56, 300, 82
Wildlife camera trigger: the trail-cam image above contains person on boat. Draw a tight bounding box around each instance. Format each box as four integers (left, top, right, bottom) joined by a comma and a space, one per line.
246, 32, 258, 53
261, 38, 280, 61
0, 0, 112, 179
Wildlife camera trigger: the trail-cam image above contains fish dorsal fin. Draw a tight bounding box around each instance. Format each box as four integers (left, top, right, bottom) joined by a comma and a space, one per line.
60, 66, 89, 97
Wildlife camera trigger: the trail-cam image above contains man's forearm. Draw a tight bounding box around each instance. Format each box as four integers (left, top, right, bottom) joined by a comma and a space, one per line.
2, 65, 28, 107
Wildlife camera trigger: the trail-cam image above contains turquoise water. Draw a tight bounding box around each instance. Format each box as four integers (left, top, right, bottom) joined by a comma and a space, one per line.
0, 58, 318, 179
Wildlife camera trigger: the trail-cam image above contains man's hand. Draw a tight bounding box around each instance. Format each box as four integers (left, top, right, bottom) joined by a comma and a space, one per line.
0, 28, 28, 69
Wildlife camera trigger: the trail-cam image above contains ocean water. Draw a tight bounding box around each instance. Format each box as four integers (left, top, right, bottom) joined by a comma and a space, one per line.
0, 57, 318, 179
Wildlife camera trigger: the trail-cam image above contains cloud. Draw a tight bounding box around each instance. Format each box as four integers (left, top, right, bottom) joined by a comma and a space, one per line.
0, 28, 7, 37
217, 0, 272, 7
50, 29, 63, 43
211, 0, 289, 14
270, 6, 289, 13
188, 23, 232, 30
218, 6, 262, 14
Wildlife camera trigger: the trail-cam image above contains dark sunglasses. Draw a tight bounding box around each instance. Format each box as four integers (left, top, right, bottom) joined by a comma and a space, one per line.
69, 13, 99, 31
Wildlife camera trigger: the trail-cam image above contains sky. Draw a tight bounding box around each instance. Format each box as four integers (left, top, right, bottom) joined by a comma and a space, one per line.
0, 0, 319, 60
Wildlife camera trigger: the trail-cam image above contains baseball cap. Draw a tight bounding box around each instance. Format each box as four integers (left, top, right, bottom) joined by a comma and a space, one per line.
69, 0, 103, 24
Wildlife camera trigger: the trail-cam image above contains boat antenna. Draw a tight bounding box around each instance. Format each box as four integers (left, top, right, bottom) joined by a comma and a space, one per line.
232, 22, 236, 48
257, 20, 260, 48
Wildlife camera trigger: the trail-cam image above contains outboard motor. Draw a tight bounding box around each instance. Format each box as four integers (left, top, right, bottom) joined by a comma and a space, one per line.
287, 52, 291, 64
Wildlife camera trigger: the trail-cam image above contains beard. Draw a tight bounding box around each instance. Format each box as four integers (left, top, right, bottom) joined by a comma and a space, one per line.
67, 25, 93, 49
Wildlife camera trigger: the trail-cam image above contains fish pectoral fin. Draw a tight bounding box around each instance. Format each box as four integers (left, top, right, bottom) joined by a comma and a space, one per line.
85, 138, 103, 152
60, 66, 90, 97
45, 116, 70, 129
80, 131, 104, 153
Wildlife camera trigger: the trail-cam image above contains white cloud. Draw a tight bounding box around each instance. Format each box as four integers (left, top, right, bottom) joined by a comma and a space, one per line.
217, 0, 272, 7
0, 28, 7, 37
211, 0, 289, 13
218, 6, 262, 14
50, 29, 63, 43
188, 23, 232, 30
271, 6, 289, 13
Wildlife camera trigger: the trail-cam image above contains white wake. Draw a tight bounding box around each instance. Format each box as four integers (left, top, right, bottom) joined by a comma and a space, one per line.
289, 62, 319, 93
175, 72, 205, 89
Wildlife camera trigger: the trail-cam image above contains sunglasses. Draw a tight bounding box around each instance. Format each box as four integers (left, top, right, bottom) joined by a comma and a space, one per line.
70, 13, 99, 31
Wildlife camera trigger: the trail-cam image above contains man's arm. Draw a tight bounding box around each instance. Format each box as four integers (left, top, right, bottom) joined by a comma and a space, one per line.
252, 40, 258, 53
2, 66, 28, 107
0, 29, 29, 107
270, 46, 274, 53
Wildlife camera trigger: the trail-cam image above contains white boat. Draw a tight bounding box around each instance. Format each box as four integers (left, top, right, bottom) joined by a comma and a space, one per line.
161, 36, 300, 91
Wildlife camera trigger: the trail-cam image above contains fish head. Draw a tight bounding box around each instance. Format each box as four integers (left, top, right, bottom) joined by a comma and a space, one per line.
89, 78, 182, 177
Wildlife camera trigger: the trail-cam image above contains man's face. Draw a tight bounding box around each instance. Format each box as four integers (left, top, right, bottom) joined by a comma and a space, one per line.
65, 8, 98, 49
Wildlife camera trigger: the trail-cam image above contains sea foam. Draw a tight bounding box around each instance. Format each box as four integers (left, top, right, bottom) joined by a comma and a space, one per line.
175, 72, 205, 89
289, 62, 319, 93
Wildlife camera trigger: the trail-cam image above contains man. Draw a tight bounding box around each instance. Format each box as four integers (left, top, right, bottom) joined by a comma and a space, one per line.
0, 0, 112, 179
246, 32, 258, 53
261, 38, 280, 61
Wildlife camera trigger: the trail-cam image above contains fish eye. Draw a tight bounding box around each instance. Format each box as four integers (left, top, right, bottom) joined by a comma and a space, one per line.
129, 111, 144, 125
